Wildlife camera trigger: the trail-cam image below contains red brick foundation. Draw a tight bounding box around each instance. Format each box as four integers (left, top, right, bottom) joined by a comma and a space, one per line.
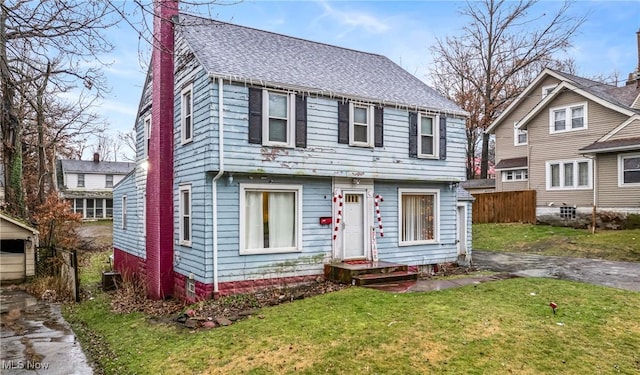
113, 248, 147, 280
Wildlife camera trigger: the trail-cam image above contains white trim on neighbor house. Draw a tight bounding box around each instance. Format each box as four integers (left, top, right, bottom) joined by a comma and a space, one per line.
618, 153, 640, 187
239, 183, 303, 255
418, 113, 440, 158
549, 102, 588, 134
179, 184, 192, 247
397, 188, 440, 246
599, 114, 640, 142
262, 89, 296, 148
502, 169, 528, 182
349, 102, 375, 148
541, 84, 557, 98
513, 122, 528, 146
180, 83, 194, 145
545, 159, 593, 191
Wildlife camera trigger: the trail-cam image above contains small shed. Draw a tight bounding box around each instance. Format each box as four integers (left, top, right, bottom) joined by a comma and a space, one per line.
1, 212, 39, 283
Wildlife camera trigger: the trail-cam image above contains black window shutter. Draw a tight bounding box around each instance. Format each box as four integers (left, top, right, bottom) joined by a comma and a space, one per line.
408, 112, 417, 158
374, 106, 384, 147
337, 101, 349, 144
295, 95, 307, 148
439, 116, 447, 160
248, 87, 262, 144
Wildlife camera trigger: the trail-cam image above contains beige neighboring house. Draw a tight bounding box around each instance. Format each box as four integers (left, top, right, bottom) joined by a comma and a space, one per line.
57, 153, 134, 220
0, 212, 39, 283
487, 34, 640, 224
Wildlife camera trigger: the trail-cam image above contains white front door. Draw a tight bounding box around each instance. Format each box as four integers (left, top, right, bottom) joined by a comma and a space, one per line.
343, 193, 365, 259
457, 205, 467, 256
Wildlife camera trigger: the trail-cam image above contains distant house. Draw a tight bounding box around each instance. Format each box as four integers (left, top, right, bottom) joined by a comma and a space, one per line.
57, 153, 134, 220
112, 5, 470, 300
486, 31, 640, 224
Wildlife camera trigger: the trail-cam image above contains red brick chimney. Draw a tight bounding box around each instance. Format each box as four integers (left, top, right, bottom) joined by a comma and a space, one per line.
93, 152, 99, 163
626, 29, 640, 86
147, 0, 177, 299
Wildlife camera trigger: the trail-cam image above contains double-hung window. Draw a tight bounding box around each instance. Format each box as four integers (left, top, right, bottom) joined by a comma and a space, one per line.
121, 196, 127, 230
179, 185, 192, 246
619, 153, 640, 186
514, 123, 527, 146
143, 115, 151, 157
240, 184, 302, 254
77, 173, 85, 188
546, 160, 592, 190
398, 189, 439, 246
181, 85, 193, 144
263, 90, 295, 147
105, 174, 114, 188
550, 103, 587, 133
418, 114, 438, 157
349, 103, 374, 147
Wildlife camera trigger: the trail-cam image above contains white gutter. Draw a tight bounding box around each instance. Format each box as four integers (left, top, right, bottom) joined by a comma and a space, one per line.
211, 77, 225, 295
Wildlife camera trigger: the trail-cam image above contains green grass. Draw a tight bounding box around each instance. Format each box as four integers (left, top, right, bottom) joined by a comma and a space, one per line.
65, 253, 640, 375
473, 223, 640, 262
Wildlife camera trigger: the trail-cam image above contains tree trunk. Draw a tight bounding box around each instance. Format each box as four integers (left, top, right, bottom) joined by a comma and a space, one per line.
36, 63, 51, 204
480, 132, 490, 179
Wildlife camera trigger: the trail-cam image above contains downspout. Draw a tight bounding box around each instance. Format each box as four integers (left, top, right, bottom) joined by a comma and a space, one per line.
211, 76, 224, 296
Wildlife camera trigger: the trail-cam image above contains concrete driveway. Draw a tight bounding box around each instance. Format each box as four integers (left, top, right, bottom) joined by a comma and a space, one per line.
0, 288, 93, 375
472, 250, 640, 292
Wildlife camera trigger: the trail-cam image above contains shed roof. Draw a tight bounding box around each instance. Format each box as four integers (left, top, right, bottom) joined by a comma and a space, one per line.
579, 137, 640, 154
60, 159, 135, 175
495, 157, 528, 170
177, 13, 466, 116
0, 212, 39, 237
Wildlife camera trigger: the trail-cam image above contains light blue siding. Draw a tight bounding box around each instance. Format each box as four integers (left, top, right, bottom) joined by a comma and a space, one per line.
374, 181, 459, 265
220, 87, 466, 181
113, 173, 145, 259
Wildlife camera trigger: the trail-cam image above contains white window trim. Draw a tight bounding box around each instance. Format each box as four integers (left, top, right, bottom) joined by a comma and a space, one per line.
106, 174, 114, 188
513, 122, 528, 146
121, 195, 127, 230
397, 188, 440, 246
541, 84, 557, 98
239, 183, 303, 255
179, 184, 192, 247
502, 169, 528, 182
77, 173, 85, 188
618, 153, 640, 187
549, 102, 588, 134
545, 159, 593, 190
349, 102, 375, 148
262, 89, 296, 148
417, 113, 439, 158
181, 84, 193, 145
143, 114, 151, 158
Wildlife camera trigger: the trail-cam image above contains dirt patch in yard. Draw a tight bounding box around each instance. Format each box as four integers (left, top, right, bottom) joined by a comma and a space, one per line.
76, 222, 113, 251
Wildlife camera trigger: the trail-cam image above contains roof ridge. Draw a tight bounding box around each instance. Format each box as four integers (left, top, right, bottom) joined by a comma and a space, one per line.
177, 12, 389, 60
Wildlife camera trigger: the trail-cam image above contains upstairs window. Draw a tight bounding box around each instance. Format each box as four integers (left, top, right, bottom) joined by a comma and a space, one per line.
105, 174, 114, 188
550, 103, 587, 133
619, 154, 640, 186
514, 123, 527, 146
77, 173, 85, 188
418, 113, 438, 157
181, 84, 193, 144
144, 115, 151, 157
263, 90, 295, 148
349, 103, 375, 147
547, 160, 592, 190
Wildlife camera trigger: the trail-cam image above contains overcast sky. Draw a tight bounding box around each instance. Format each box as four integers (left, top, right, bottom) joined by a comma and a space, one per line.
90, 0, 640, 160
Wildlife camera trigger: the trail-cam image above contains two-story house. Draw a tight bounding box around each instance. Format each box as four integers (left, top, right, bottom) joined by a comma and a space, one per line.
487, 38, 640, 226
112, 5, 470, 301
58, 153, 134, 220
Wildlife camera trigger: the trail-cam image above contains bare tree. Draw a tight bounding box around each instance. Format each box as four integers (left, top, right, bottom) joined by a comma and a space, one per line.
118, 129, 137, 162
429, 0, 585, 179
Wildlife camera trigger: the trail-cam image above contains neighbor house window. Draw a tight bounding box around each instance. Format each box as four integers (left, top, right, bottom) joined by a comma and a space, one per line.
86, 198, 95, 219
77, 173, 85, 187
122, 196, 127, 230
418, 113, 438, 157
514, 123, 527, 146
550, 103, 587, 133
619, 153, 640, 186
106, 174, 114, 188
74, 198, 84, 216
398, 189, 439, 245
502, 169, 528, 182
179, 185, 192, 246
349, 102, 374, 147
144, 114, 151, 157
106, 199, 113, 218
262, 90, 295, 147
240, 184, 302, 254
546, 160, 592, 190
181, 85, 193, 144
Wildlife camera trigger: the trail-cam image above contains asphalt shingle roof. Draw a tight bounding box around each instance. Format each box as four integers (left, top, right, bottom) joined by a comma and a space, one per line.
495, 157, 528, 170
177, 13, 465, 115
552, 70, 640, 111
60, 159, 135, 174
579, 137, 640, 153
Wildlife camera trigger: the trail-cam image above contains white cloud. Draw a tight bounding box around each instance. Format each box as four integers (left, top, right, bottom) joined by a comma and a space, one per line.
315, 0, 390, 35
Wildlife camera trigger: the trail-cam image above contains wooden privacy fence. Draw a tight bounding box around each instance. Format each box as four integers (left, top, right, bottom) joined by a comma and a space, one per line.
472, 190, 536, 224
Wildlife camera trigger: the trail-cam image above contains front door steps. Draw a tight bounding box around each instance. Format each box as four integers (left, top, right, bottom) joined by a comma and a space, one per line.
324, 260, 418, 286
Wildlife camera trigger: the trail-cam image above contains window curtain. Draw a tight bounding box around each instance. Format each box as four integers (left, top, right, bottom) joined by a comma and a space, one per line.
402, 195, 434, 242
245, 191, 264, 250
268, 192, 295, 248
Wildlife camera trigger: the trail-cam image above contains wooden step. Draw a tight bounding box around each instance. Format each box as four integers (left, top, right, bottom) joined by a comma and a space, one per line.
352, 270, 418, 286
324, 261, 409, 284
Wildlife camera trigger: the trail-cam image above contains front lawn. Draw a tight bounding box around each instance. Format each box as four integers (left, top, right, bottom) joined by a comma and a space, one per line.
65, 253, 640, 374
473, 223, 640, 262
